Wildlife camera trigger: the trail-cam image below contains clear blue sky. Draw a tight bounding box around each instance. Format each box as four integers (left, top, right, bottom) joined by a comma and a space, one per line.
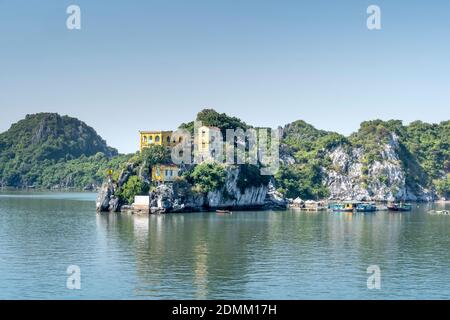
1, 0, 449, 153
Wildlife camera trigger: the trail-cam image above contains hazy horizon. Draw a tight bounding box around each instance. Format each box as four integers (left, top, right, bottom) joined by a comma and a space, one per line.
1, 0, 450, 153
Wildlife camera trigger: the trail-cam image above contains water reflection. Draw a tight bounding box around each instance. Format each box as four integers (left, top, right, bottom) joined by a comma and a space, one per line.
1, 193, 447, 299
94, 205, 450, 299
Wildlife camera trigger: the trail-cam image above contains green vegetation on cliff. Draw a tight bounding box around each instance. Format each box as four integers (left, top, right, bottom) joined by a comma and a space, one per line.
277, 118, 449, 199
185, 162, 227, 193
0, 110, 448, 200
116, 176, 150, 204
435, 175, 450, 198
112, 145, 171, 204
348, 119, 449, 195
276, 120, 347, 199
179, 108, 250, 135
275, 162, 329, 200
349, 119, 403, 163
38, 152, 132, 189
0, 113, 122, 188
405, 121, 449, 180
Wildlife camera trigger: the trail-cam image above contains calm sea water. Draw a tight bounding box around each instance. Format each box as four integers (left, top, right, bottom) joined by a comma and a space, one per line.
0, 191, 449, 299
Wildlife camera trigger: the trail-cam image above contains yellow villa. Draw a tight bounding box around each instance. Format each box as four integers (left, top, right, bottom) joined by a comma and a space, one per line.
151, 164, 180, 182
139, 131, 174, 152
139, 130, 181, 183
139, 126, 221, 175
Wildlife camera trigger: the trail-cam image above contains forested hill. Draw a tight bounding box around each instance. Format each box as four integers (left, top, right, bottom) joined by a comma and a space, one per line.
277, 118, 449, 200
0, 110, 448, 200
0, 113, 127, 188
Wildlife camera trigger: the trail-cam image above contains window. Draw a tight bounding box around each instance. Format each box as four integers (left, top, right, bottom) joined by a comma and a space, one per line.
156, 168, 160, 176
143, 136, 147, 143
179, 137, 182, 143
155, 136, 160, 143
167, 136, 170, 143
149, 136, 153, 143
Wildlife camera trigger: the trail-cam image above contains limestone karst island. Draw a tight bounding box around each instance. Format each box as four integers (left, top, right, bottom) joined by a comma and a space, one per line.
1, 109, 447, 215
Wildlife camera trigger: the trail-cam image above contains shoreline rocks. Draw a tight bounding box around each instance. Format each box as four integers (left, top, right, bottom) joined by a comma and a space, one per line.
97, 165, 288, 214
96, 181, 115, 212
145, 167, 287, 214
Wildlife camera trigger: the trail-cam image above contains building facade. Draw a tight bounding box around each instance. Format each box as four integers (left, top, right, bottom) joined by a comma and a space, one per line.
195, 126, 221, 162
139, 130, 174, 152
140, 126, 221, 184
151, 164, 180, 182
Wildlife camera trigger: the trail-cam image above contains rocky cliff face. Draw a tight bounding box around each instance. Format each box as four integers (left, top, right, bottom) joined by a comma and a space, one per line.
96, 181, 120, 212
96, 164, 287, 213
95, 111, 447, 211
148, 166, 286, 213
207, 166, 268, 208
324, 134, 433, 201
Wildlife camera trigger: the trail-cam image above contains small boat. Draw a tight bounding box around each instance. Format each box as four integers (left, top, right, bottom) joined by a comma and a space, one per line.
356, 203, 377, 212
330, 203, 354, 212
387, 202, 412, 212
429, 210, 449, 215
216, 209, 232, 215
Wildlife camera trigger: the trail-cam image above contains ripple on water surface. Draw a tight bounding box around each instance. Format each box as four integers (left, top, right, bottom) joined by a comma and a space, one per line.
0, 192, 449, 299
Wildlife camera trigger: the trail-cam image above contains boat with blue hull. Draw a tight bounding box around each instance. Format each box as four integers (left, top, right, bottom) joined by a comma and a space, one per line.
330, 203, 355, 212
356, 203, 377, 212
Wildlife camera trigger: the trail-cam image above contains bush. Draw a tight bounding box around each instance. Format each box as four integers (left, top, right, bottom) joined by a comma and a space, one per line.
435, 176, 450, 198
187, 162, 226, 193
275, 163, 328, 200
116, 176, 149, 204
179, 108, 250, 137
140, 145, 171, 166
